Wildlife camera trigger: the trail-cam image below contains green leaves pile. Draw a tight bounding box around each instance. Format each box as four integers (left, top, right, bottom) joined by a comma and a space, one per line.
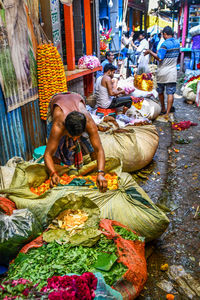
7, 235, 127, 289
113, 226, 145, 242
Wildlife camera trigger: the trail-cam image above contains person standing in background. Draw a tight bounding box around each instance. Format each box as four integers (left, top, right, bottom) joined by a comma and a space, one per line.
190, 34, 200, 70
144, 26, 180, 118
132, 32, 149, 65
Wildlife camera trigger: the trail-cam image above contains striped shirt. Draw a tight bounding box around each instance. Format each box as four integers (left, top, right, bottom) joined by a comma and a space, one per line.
157, 38, 180, 83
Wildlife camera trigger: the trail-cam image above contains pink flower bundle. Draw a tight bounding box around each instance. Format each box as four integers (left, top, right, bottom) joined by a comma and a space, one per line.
0, 278, 33, 299
0, 273, 97, 300
124, 87, 135, 95
78, 56, 100, 69
41, 272, 97, 300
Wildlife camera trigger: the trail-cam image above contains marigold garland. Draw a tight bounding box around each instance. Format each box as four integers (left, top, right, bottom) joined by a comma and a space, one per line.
30, 173, 118, 195
134, 74, 153, 92
37, 44, 67, 120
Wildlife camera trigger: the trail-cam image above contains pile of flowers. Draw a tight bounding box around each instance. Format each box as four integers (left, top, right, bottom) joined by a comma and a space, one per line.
78, 55, 100, 69
30, 173, 119, 195
184, 75, 200, 94
100, 28, 112, 56
134, 73, 153, 92
0, 273, 97, 300
124, 87, 135, 95
41, 273, 97, 300
131, 96, 143, 110
37, 44, 67, 120
0, 278, 40, 299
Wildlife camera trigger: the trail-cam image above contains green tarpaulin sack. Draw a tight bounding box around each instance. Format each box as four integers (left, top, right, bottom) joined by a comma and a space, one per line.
1, 158, 169, 242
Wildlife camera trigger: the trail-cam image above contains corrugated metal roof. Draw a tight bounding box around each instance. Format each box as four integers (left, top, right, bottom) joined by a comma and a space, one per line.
0, 86, 46, 165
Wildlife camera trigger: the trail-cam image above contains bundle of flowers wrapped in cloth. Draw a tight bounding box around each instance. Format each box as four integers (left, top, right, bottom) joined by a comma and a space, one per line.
78, 55, 100, 69
134, 73, 153, 92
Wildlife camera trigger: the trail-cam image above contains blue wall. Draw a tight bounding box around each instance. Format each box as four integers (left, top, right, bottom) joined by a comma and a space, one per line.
0, 87, 46, 165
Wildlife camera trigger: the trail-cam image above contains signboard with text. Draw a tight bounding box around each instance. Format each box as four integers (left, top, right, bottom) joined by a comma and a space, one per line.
50, 0, 63, 58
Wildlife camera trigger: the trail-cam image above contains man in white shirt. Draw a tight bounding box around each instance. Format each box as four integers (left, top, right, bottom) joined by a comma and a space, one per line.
132, 32, 149, 65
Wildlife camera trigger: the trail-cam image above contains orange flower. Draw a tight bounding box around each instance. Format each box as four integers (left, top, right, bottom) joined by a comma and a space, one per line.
166, 294, 174, 300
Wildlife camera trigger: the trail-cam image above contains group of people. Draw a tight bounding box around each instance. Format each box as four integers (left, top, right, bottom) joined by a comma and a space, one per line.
44, 26, 180, 194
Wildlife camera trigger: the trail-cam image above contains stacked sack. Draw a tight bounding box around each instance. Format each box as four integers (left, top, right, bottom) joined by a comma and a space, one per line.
37, 44, 67, 120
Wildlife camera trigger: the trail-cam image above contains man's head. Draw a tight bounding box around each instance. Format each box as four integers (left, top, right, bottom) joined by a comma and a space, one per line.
163, 26, 173, 40
103, 63, 117, 79
105, 51, 114, 63
64, 111, 86, 138
139, 31, 146, 41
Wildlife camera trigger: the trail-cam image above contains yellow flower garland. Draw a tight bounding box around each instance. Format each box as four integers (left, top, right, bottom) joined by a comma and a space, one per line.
37, 44, 67, 120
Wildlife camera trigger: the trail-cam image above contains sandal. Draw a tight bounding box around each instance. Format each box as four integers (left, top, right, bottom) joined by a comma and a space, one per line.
170, 106, 175, 113
160, 111, 166, 115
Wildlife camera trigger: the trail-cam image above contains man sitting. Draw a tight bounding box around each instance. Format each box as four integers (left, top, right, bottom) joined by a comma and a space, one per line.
95, 63, 132, 115
96, 51, 115, 78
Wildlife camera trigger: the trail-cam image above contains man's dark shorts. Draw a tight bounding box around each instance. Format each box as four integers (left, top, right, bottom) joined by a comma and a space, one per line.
157, 83, 176, 95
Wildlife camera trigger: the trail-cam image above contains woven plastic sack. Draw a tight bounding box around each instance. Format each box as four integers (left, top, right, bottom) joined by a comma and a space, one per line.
0, 159, 169, 242
17, 220, 146, 300
196, 81, 200, 107
0, 209, 42, 265
126, 99, 161, 120
100, 219, 147, 299
99, 126, 159, 172
183, 87, 196, 102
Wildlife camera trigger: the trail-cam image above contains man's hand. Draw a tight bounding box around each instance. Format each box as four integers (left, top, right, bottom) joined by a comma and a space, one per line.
144, 49, 151, 56
50, 173, 61, 187
96, 174, 107, 193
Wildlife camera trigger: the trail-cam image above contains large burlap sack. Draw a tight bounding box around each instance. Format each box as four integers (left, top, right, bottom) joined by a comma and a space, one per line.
127, 99, 161, 120
0, 157, 24, 190
99, 125, 159, 172
0, 159, 169, 242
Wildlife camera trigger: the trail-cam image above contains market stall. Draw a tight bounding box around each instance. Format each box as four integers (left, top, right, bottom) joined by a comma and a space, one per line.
178, 0, 200, 71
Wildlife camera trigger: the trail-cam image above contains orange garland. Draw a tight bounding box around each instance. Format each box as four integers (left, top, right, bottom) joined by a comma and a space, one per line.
37, 44, 67, 120
30, 173, 118, 196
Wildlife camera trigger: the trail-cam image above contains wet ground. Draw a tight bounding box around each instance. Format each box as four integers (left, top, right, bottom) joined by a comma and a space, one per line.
136, 94, 200, 299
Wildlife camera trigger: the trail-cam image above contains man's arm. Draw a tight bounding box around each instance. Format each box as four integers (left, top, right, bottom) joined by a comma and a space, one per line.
44, 109, 65, 186
85, 115, 107, 192
103, 76, 125, 97
144, 49, 162, 61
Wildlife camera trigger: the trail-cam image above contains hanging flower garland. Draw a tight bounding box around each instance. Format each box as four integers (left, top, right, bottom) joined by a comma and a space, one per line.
37, 44, 67, 121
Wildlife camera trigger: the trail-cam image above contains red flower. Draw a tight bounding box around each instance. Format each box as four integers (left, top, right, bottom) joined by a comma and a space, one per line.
22, 288, 30, 296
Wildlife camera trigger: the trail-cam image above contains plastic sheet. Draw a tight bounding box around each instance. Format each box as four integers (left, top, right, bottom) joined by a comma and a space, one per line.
0, 209, 42, 264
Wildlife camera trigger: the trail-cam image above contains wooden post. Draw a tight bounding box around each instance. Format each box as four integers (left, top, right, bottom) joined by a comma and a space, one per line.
177, 5, 182, 39
84, 0, 93, 55
64, 4, 75, 70
180, 0, 188, 71
182, 0, 188, 48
